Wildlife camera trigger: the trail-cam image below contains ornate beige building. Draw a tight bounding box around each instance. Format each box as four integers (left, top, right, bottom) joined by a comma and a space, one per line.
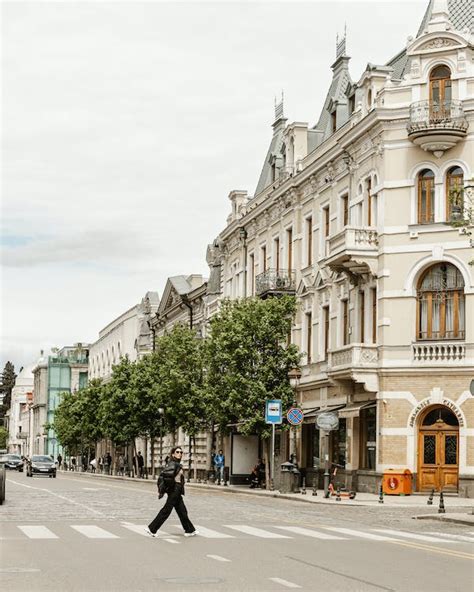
207, 0, 474, 494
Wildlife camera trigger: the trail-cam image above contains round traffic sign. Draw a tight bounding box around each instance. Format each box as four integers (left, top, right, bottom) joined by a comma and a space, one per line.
287, 407, 304, 425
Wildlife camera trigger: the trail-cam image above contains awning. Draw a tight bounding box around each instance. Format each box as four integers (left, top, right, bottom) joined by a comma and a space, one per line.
338, 401, 376, 419
303, 405, 345, 424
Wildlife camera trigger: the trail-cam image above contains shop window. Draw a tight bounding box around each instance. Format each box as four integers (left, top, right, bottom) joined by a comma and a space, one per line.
416, 263, 465, 340
304, 425, 320, 468
330, 419, 347, 467
360, 407, 377, 470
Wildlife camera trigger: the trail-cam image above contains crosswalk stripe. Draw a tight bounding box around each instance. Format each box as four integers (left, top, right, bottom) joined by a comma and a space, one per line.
269, 577, 301, 589
195, 526, 235, 539
275, 526, 346, 540
224, 525, 290, 538
120, 523, 173, 537
163, 538, 180, 544
71, 525, 118, 539
323, 527, 397, 541
374, 529, 456, 543
429, 532, 474, 543
18, 526, 58, 539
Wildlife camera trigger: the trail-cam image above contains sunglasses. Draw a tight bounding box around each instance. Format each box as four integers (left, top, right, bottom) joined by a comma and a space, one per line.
175, 450, 183, 454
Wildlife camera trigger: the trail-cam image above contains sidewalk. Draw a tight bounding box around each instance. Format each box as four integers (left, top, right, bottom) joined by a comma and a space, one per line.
65, 469, 474, 524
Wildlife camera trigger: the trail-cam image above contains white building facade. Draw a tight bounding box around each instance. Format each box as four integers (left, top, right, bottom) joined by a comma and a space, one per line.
207, 0, 474, 495
7, 365, 34, 456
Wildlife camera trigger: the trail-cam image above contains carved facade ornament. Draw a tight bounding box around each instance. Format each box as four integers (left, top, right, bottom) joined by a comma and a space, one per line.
325, 163, 335, 184
419, 38, 458, 51
372, 136, 384, 158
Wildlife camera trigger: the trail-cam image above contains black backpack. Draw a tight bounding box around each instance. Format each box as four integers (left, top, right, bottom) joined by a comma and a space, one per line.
157, 462, 177, 497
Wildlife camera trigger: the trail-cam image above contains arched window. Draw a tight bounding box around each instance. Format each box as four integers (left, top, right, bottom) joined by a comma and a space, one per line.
446, 166, 464, 221
417, 263, 465, 341
418, 169, 435, 224
429, 65, 452, 120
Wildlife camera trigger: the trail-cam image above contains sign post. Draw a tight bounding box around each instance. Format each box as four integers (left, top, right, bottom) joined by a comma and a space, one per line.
316, 412, 339, 498
287, 407, 304, 465
265, 400, 282, 490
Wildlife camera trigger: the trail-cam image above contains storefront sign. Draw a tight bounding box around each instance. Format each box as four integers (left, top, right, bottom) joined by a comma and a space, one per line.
409, 398, 464, 427
316, 412, 339, 431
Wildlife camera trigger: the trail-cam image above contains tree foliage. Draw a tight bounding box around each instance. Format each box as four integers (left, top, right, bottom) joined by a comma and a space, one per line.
0, 361, 17, 416
206, 296, 300, 437
0, 426, 8, 449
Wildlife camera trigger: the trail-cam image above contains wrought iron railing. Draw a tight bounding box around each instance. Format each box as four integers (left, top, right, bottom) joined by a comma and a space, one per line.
408, 99, 467, 130
255, 269, 296, 295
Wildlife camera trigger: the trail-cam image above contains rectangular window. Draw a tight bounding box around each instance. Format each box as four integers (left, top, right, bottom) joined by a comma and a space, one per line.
324, 207, 330, 238
323, 307, 330, 359
306, 312, 312, 363
274, 237, 280, 272
359, 290, 365, 343
306, 217, 313, 266
342, 300, 349, 346
249, 253, 255, 296
261, 245, 267, 273
360, 406, 377, 470
287, 228, 293, 272
331, 111, 337, 132
341, 195, 349, 227
330, 418, 347, 467
371, 288, 377, 343
367, 178, 372, 226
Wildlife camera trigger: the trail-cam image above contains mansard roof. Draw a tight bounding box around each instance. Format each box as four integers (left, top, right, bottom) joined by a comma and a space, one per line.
254, 101, 287, 196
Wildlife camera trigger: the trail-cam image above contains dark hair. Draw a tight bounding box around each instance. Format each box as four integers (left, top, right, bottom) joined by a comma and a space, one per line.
170, 446, 182, 455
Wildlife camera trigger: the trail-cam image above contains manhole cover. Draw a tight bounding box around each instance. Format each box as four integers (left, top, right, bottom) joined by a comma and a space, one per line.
161, 577, 223, 585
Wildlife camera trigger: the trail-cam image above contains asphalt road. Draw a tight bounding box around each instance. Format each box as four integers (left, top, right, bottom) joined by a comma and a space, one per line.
1, 471, 473, 592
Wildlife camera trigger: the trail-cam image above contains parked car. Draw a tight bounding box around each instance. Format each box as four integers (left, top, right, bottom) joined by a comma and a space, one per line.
0, 454, 24, 472
26, 455, 56, 478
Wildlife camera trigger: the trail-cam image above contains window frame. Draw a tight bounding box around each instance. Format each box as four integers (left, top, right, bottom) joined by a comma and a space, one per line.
417, 169, 435, 225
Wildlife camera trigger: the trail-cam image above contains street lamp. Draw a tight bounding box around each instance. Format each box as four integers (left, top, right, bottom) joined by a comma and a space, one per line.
287, 367, 302, 464
158, 407, 164, 469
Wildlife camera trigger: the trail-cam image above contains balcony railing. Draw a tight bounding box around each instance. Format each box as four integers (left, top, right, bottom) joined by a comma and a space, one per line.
326, 226, 378, 276
412, 342, 466, 363
255, 268, 296, 296
329, 344, 378, 370
407, 100, 468, 156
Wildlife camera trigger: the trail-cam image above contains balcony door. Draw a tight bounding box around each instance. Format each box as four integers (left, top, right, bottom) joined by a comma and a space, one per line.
429, 65, 452, 120
417, 406, 459, 492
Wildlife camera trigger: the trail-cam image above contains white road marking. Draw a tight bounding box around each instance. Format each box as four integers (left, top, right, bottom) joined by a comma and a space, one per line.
323, 527, 398, 541
18, 526, 58, 539
206, 554, 231, 562
269, 577, 301, 589
194, 526, 234, 538
224, 525, 290, 538
120, 522, 173, 537
163, 538, 180, 544
71, 525, 118, 539
275, 526, 346, 540
374, 529, 457, 543
429, 532, 474, 543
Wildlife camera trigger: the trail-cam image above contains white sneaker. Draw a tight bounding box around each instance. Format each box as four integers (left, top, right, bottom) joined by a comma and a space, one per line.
144, 527, 156, 538
184, 530, 198, 537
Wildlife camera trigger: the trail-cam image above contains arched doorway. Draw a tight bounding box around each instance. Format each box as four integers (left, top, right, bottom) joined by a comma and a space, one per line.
417, 405, 459, 492
429, 65, 452, 120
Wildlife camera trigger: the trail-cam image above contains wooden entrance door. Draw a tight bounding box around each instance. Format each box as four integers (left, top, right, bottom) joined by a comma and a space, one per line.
418, 424, 459, 491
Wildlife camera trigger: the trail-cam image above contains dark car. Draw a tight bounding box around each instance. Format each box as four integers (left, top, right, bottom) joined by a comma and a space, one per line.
26, 455, 56, 478
0, 454, 24, 472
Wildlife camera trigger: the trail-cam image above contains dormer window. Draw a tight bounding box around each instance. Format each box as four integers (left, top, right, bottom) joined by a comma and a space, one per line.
348, 95, 355, 115
367, 88, 373, 110
331, 110, 337, 132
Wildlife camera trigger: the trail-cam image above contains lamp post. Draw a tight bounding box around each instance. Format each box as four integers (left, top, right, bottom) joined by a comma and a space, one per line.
239, 227, 248, 297
288, 367, 302, 464
158, 407, 164, 469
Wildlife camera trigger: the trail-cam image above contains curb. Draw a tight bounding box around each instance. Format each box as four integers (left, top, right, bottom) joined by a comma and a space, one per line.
412, 514, 474, 526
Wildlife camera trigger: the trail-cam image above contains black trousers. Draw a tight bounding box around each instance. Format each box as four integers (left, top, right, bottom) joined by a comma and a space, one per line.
148, 484, 195, 534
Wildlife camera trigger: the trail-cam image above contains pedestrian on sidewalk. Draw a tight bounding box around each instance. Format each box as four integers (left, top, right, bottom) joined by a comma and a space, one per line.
90, 458, 97, 473
213, 449, 225, 485
145, 446, 197, 538
71, 456, 77, 472
117, 454, 125, 476
57, 453, 62, 470
137, 451, 145, 478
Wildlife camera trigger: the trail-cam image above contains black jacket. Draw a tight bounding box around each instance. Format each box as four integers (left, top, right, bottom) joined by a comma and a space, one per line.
157, 460, 185, 497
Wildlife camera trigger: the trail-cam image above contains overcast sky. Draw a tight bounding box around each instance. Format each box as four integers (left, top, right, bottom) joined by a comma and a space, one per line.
1, 0, 429, 371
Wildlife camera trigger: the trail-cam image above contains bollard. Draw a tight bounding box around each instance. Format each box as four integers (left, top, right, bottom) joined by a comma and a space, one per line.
336, 486, 341, 502
312, 476, 317, 496
438, 491, 446, 514
301, 477, 307, 495
427, 488, 434, 505
378, 483, 384, 504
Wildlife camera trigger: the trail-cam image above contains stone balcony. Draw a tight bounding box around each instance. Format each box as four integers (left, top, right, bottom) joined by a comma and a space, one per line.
407, 99, 468, 158
326, 226, 378, 278
412, 341, 467, 364
255, 268, 296, 298
328, 344, 378, 392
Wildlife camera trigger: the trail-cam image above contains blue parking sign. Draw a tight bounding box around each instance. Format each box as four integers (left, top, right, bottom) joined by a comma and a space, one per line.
265, 400, 282, 424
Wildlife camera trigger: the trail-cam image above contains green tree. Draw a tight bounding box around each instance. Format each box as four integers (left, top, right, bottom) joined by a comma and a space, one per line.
0, 361, 17, 417
0, 426, 8, 449
51, 390, 82, 454
206, 296, 300, 478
